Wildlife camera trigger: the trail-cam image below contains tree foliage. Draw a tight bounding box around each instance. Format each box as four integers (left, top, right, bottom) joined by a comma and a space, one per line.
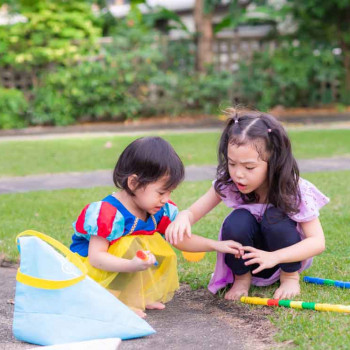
0, 0, 101, 69
217, 0, 350, 105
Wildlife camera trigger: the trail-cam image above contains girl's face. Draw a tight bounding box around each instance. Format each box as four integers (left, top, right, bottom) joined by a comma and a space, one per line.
227, 141, 268, 200
132, 176, 173, 216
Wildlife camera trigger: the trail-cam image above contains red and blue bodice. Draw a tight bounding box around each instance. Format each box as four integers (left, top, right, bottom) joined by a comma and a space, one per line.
70, 194, 178, 257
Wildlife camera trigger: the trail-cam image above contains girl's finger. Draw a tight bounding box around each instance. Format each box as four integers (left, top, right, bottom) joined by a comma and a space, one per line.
172, 225, 179, 245
148, 254, 156, 265
227, 248, 239, 255
169, 231, 174, 244
186, 223, 192, 238
176, 225, 183, 245
230, 243, 242, 250
174, 225, 180, 245
242, 246, 257, 252
179, 228, 184, 243
228, 244, 239, 251
228, 240, 242, 247
252, 265, 264, 274
165, 227, 170, 242
242, 253, 256, 259
244, 258, 260, 266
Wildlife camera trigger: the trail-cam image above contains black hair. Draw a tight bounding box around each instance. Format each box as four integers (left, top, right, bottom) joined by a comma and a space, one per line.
113, 136, 184, 195
215, 108, 301, 215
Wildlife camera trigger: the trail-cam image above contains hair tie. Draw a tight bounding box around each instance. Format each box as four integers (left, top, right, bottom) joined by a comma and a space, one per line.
267, 128, 272, 133
234, 119, 239, 124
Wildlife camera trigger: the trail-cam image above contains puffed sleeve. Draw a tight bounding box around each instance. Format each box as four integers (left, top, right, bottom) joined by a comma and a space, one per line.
291, 178, 330, 222
156, 200, 179, 234
72, 201, 125, 242
212, 179, 242, 208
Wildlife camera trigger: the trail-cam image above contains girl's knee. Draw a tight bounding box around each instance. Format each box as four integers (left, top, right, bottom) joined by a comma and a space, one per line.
261, 207, 301, 246
222, 209, 258, 241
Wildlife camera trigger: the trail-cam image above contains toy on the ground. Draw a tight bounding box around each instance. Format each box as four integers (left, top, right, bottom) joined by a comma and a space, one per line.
136, 250, 158, 266
13, 230, 155, 346
181, 251, 206, 262
303, 276, 350, 288
240, 296, 350, 313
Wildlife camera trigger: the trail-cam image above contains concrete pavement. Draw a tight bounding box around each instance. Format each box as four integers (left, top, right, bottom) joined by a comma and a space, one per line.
0, 156, 350, 194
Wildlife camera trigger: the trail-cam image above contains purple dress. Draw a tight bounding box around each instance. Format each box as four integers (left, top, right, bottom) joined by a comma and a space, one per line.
208, 177, 330, 294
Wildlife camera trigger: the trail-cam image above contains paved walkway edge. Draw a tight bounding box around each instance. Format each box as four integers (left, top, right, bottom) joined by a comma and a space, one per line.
0, 166, 217, 194
1, 157, 350, 194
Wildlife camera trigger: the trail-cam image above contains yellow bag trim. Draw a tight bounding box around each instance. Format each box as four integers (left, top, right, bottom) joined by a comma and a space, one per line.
16, 230, 87, 290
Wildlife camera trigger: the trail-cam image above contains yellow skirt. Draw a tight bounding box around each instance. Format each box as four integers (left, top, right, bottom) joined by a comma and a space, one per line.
80, 233, 179, 310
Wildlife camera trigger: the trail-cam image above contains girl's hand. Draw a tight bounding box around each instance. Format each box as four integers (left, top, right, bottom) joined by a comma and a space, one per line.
242, 246, 280, 274
165, 210, 192, 245
213, 240, 244, 258
131, 251, 156, 272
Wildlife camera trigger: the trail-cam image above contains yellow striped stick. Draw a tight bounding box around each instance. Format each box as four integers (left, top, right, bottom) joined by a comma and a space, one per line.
240, 296, 350, 314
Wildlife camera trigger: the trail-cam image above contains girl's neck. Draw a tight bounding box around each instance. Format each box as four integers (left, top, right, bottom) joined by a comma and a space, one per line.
254, 184, 268, 204
113, 190, 148, 221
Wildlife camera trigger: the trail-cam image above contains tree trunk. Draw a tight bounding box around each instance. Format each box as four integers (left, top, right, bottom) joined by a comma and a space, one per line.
344, 50, 350, 102
340, 39, 350, 103
194, 0, 213, 72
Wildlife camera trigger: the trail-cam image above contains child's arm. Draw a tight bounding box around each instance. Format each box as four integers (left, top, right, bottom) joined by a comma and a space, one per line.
165, 187, 221, 244
88, 236, 156, 272
242, 217, 326, 274
172, 234, 244, 257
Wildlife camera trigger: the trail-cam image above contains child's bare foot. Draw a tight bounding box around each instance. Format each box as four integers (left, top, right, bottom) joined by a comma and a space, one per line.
132, 308, 147, 318
225, 272, 252, 300
145, 301, 165, 310
274, 271, 300, 299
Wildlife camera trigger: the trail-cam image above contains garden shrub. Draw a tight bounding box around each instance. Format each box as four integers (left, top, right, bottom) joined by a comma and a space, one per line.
31, 23, 165, 124
0, 1, 101, 70
0, 88, 28, 129
235, 42, 344, 110
31, 88, 73, 126
147, 69, 235, 115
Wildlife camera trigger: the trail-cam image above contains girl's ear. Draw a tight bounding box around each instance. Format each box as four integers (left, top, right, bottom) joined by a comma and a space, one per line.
127, 174, 139, 192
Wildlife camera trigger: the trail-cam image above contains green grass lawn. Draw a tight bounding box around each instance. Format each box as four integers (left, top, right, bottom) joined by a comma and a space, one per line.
0, 171, 349, 349
1, 128, 350, 177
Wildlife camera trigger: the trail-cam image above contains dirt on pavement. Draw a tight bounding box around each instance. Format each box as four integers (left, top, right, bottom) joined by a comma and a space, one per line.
0, 265, 290, 350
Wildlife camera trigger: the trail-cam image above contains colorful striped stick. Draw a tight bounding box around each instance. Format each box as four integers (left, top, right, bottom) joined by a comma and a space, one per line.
240, 296, 350, 313
303, 276, 350, 289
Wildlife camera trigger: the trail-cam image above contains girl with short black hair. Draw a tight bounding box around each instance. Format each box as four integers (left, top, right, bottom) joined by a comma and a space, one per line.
70, 136, 242, 317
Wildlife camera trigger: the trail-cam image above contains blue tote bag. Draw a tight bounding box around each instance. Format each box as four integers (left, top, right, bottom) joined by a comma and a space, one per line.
13, 230, 155, 346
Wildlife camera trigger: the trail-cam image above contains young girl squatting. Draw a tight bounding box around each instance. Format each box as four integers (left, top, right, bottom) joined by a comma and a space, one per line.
166, 110, 329, 300
70, 136, 242, 317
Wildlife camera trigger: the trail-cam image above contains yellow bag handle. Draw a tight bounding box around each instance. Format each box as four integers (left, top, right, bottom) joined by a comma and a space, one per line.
16, 230, 88, 290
